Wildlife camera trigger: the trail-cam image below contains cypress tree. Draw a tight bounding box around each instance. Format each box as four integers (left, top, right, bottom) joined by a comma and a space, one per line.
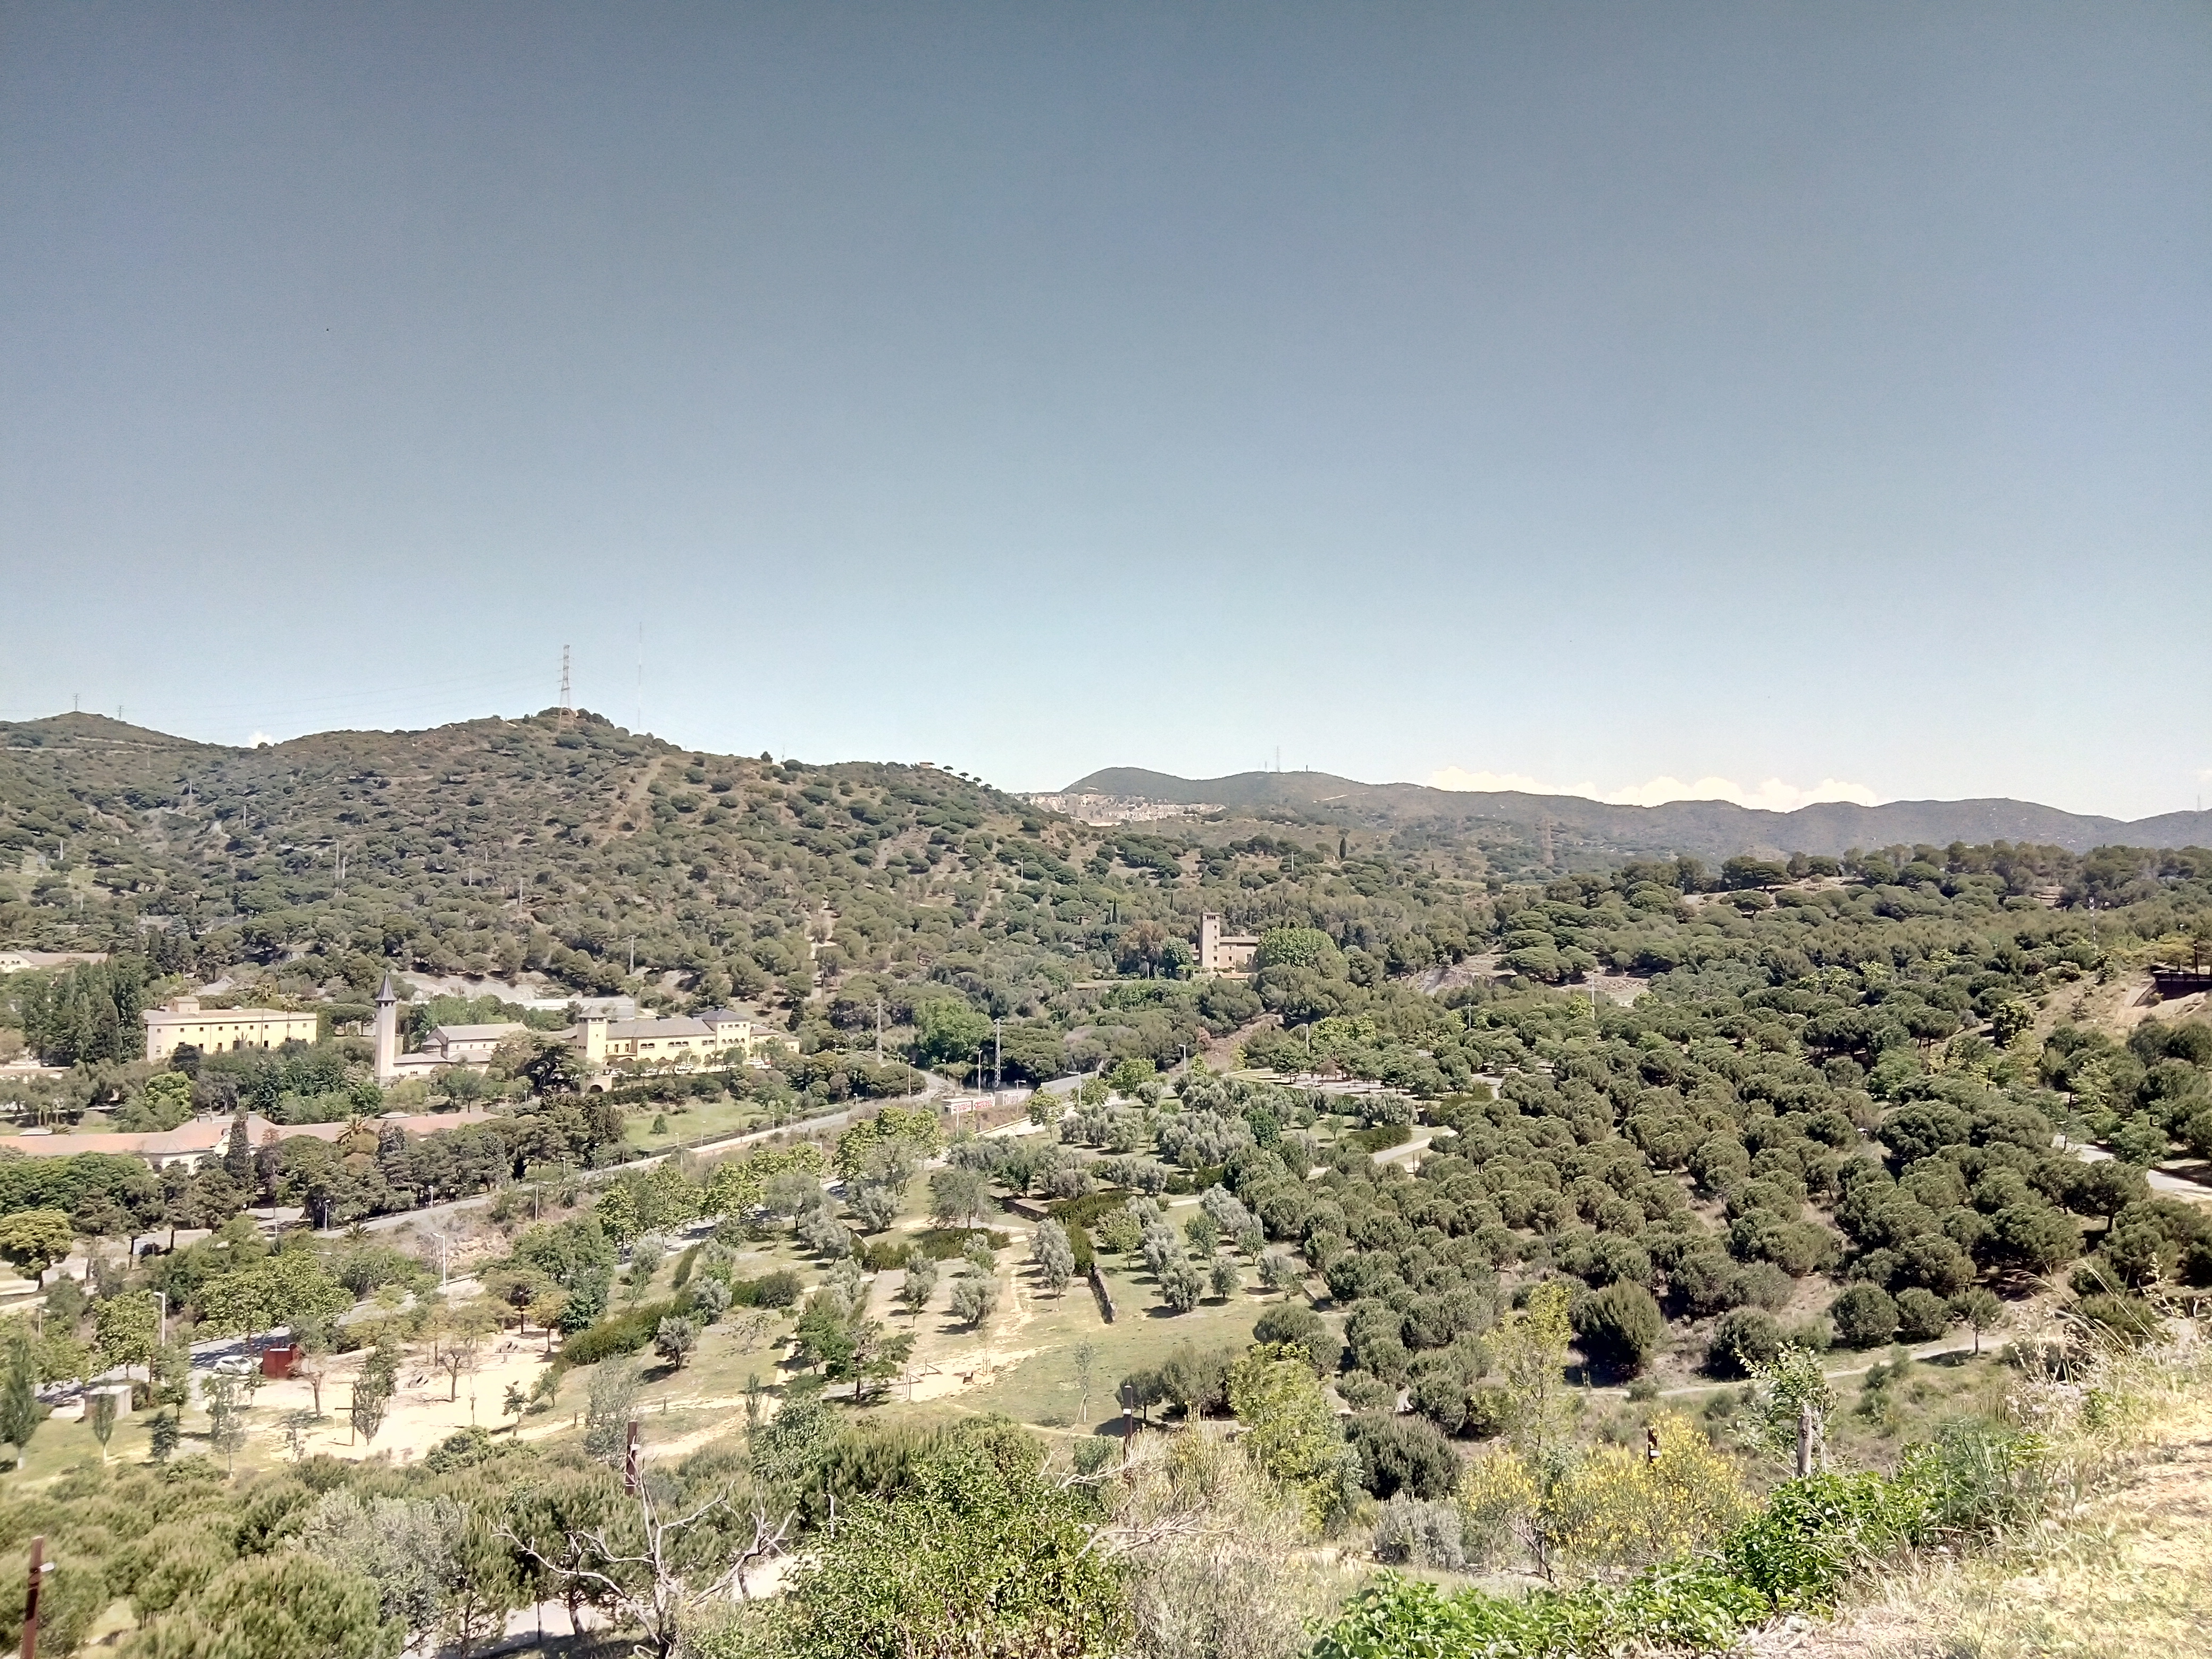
0, 1340, 41, 1469
223, 1110, 253, 1183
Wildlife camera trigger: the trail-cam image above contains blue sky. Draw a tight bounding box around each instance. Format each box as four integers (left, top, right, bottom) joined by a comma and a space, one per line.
3, 4, 2206, 818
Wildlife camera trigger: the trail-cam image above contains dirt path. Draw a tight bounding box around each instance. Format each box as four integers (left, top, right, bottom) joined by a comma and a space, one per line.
606, 753, 666, 839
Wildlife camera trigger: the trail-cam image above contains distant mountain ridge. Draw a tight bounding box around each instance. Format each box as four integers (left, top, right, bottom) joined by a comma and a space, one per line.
1058, 767, 2212, 860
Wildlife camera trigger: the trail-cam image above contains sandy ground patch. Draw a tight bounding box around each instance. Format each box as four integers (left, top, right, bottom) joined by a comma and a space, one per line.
234, 1334, 558, 1463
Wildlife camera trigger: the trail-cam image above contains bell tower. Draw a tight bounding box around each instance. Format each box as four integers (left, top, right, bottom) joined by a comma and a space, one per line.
373, 973, 399, 1085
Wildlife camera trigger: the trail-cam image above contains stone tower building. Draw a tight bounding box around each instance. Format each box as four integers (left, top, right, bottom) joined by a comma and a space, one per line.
373, 973, 399, 1085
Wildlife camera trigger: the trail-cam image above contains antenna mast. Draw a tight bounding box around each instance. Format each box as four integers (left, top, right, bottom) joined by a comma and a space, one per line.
559, 645, 573, 726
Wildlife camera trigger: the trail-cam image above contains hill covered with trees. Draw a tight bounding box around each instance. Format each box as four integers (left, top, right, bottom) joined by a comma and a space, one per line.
1059, 766, 2212, 862
4, 710, 2210, 1094
6, 711, 2212, 1659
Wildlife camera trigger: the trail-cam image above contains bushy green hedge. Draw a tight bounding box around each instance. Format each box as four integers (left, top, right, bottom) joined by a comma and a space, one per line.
1347, 1122, 1414, 1153
860, 1228, 1009, 1272
728, 1268, 803, 1309
1311, 1468, 1931, 1658
1163, 1162, 1227, 1196
557, 1289, 698, 1367
1046, 1188, 1135, 1230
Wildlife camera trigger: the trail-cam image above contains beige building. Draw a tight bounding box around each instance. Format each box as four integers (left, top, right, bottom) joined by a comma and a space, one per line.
368, 978, 524, 1082
0, 950, 109, 975
698, 1008, 757, 1051
422, 1023, 528, 1063
0, 1108, 499, 1172
144, 998, 319, 1063
570, 1009, 761, 1071
1199, 912, 1260, 976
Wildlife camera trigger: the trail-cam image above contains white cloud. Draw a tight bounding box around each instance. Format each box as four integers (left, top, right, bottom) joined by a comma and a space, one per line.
246, 731, 275, 748
1428, 767, 1883, 814
1427, 766, 1602, 796
1601, 775, 1882, 811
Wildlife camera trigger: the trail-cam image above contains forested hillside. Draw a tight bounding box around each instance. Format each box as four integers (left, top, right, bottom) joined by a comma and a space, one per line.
7, 713, 2212, 1659
0, 709, 1497, 1036
1060, 767, 2212, 861
4, 711, 2210, 1093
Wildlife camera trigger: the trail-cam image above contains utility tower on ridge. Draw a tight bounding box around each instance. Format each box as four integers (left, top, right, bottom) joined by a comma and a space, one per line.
559, 645, 573, 726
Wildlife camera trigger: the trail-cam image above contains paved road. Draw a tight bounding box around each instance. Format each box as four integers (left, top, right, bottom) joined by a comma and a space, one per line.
324, 1073, 967, 1239
326, 1104, 874, 1238
2066, 1139, 2212, 1203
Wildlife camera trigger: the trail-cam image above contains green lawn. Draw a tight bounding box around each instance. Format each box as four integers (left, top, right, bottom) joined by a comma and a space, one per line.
5, 1403, 158, 1486
925, 1258, 1289, 1433
621, 1093, 772, 1153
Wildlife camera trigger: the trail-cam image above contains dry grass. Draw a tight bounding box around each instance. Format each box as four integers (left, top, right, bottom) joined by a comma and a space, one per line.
1753, 1322, 2212, 1659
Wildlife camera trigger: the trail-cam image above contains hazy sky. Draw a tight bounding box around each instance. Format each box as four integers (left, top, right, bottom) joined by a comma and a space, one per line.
4, 4, 2207, 818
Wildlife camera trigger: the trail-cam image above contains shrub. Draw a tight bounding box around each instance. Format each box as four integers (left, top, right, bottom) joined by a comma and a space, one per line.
1893, 1287, 1953, 1342
1708, 1309, 1782, 1377
1337, 1369, 1394, 1413
1830, 1285, 1898, 1348
1348, 1413, 1460, 1499
1573, 1282, 1665, 1378
1373, 1495, 1467, 1570
730, 1269, 802, 1309
2074, 1292, 2161, 1346
1045, 1188, 1136, 1230
1552, 1413, 1752, 1573
559, 1295, 692, 1367
1897, 1417, 2049, 1535
1253, 1302, 1332, 1369
860, 1228, 1009, 1272
1462, 1385, 1514, 1440
1718, 1470, 1928, 1611
1348, 1122, 1413, 1153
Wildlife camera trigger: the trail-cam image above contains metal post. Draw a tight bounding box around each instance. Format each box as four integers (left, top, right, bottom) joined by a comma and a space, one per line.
1796, 1402, 1815, 1478
623, 1420, 642, 1495
22, 1536, 45, 1659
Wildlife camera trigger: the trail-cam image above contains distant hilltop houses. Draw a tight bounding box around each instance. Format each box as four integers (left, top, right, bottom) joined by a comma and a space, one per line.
1019, 792, 1220, 826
